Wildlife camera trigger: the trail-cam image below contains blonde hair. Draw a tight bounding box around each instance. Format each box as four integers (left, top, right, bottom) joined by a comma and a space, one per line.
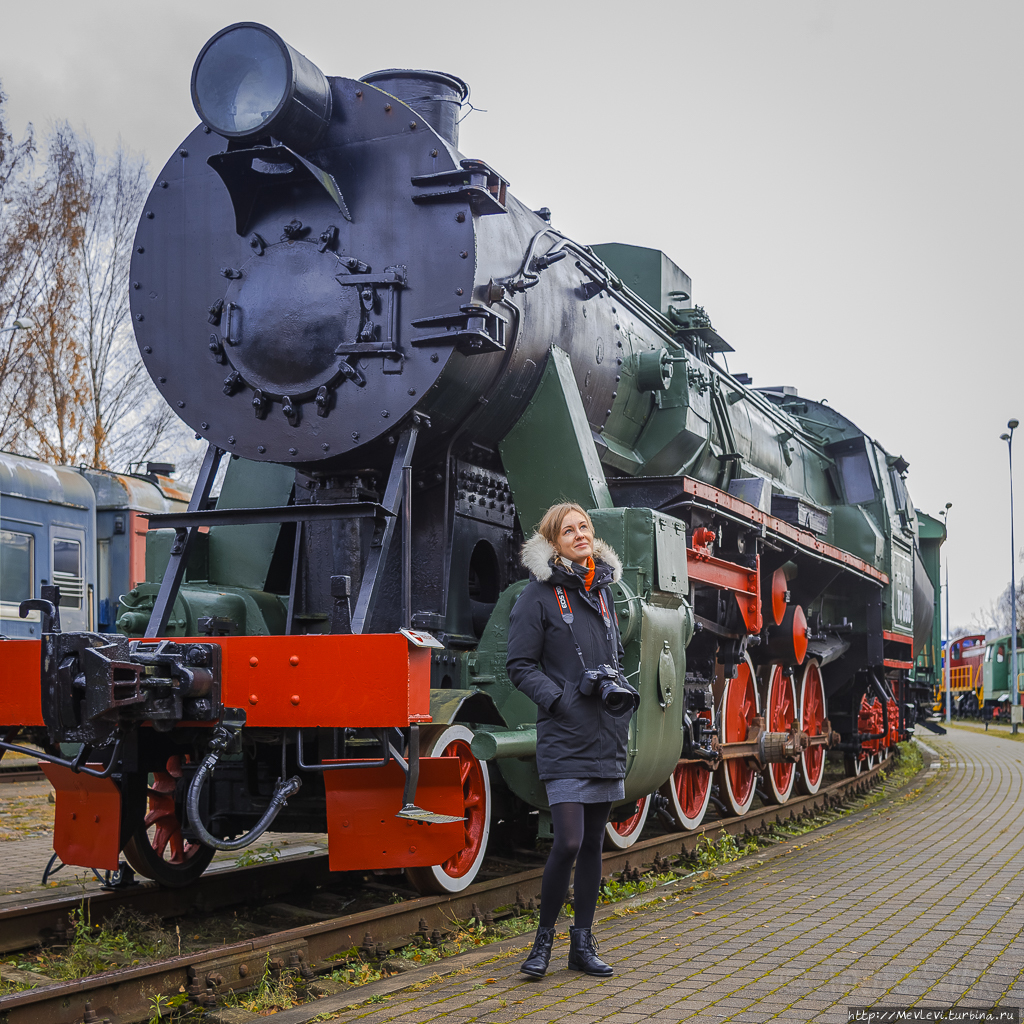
536, 502, 593, 547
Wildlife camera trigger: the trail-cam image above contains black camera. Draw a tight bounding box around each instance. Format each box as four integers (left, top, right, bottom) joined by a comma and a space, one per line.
579, 664, 637, 718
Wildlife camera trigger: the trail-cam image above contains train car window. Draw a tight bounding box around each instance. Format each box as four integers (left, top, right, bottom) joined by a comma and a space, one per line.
0, 530, 33, 607
52, 538, 84, 610
835, 449, 876, 504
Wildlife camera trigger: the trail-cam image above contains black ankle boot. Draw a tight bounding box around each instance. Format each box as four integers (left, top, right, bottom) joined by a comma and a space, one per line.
567, 926, 612, 976
520, 926, 556, 977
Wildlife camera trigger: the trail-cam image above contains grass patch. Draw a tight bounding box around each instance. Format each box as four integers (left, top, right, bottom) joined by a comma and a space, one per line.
233, 841, 281, 868
945, 720, 1024, 742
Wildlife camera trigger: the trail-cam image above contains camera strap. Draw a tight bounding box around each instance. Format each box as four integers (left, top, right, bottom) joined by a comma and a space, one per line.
553, 585, 586, 670
553, 584, 618, 675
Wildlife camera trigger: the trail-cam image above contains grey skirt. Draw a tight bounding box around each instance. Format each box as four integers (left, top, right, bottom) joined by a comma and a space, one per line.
545, 777, 625, 806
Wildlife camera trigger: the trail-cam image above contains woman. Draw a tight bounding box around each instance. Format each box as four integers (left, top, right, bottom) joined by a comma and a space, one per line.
507, 501, 639, 979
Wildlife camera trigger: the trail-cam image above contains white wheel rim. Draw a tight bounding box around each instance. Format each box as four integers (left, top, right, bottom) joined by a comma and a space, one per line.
765, 667, 798, 804
798, 660, 827, 795
604, 795, 650, 849
661, 761, 713, 830
413, 724, 491, 893
717, 655, 760, 817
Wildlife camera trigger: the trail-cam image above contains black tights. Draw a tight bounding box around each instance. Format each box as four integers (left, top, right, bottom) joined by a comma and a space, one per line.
539, 801, 611, 930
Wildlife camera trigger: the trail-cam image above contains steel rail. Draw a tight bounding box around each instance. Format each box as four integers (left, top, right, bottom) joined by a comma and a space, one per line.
0, 764, 44, 785
0, 758, 894, 1024
0, 852, 335, 955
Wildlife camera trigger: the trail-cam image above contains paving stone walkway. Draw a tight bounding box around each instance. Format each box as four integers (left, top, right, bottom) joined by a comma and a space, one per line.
322, 727, 1024, 1024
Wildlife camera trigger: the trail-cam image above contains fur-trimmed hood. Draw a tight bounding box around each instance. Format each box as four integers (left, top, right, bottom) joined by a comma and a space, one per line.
520, 532, 622, 584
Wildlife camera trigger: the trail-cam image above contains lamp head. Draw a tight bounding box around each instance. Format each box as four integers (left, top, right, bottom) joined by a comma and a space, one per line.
191, 23, 332, 154
945, 502, 952, 510
1009, 418, 1020, 431
1002, 433, 1012, 442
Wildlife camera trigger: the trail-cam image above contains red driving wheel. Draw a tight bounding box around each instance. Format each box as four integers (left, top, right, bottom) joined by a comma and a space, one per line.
797, 660, 827, 795
660, 710, 713, 830
716, 656, 759, 816
763, 666, 797, 804
604, 794, 650, 849
406, 725, 491, 894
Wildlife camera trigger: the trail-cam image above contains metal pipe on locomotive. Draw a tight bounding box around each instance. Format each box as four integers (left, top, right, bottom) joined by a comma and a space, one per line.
0, 22, 944, 890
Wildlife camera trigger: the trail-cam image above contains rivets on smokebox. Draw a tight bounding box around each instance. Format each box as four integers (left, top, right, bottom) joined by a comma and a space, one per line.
290, 695, 300, 705
249, 694, 258, 705
228, 436, 236, 444
456, 288, 463, 295
290, 656, 300, 667
146, 211, 154, 219
177, 401, 185, 408
137, 246, 145, 253
455, 212, 465, 223
321, 443, 329, 451
158, 181, 168, 189
143, 346, 152, 354
409, 121, 417, 129
136, 313, 144, 321
460, 251, 468, 259
381, 410, 389, 419
179, 149, 189, 157
384, 103, 391, 112
249, 657, 259, 667
201, 422, 209, 429
288, 447, 298, 455
355, 89, 363, 98
257, 445, 266, 454
431, 149, 438, 157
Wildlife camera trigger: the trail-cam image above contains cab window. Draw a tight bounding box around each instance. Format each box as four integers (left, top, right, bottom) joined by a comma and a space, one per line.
836, 449, 876, 504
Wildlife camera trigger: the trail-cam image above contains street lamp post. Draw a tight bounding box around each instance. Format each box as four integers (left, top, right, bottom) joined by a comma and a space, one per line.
940, 502, 952, 724
1000, 419, 1019, 720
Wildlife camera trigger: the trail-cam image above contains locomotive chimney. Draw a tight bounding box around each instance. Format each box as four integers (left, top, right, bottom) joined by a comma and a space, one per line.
359, 70, 469, 148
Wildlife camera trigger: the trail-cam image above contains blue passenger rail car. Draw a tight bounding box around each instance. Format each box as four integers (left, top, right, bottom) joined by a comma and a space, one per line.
0, 452, 188, 637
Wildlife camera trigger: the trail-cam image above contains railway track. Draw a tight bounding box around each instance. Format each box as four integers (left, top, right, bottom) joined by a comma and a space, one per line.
0, 757, 895, 1024
0, 763, 44, 785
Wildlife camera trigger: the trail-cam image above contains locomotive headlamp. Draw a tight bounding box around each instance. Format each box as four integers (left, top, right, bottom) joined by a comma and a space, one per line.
191, 23, 332, 153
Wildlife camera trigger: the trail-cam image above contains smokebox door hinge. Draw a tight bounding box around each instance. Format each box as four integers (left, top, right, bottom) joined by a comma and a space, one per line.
410, 304, 507, 354
410, 159, 508, 215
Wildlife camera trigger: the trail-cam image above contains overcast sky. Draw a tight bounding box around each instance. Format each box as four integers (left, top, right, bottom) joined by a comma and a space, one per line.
1, 0, 1020, 629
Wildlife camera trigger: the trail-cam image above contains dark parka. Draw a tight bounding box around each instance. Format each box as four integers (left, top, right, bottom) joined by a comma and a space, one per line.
506, 533, 638, 781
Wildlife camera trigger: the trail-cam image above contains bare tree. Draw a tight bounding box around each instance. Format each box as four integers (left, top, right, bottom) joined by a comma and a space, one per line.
1, 122, 90, 461
0, 88, 40, 446
970, 549, 1024, 637
0, 101, 202, 478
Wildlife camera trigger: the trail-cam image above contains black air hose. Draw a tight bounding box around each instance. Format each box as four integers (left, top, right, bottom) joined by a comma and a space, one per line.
185, 724, 301, 852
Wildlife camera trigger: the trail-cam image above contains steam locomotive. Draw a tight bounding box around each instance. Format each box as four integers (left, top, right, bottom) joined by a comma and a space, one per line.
0, 22, 944, 892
